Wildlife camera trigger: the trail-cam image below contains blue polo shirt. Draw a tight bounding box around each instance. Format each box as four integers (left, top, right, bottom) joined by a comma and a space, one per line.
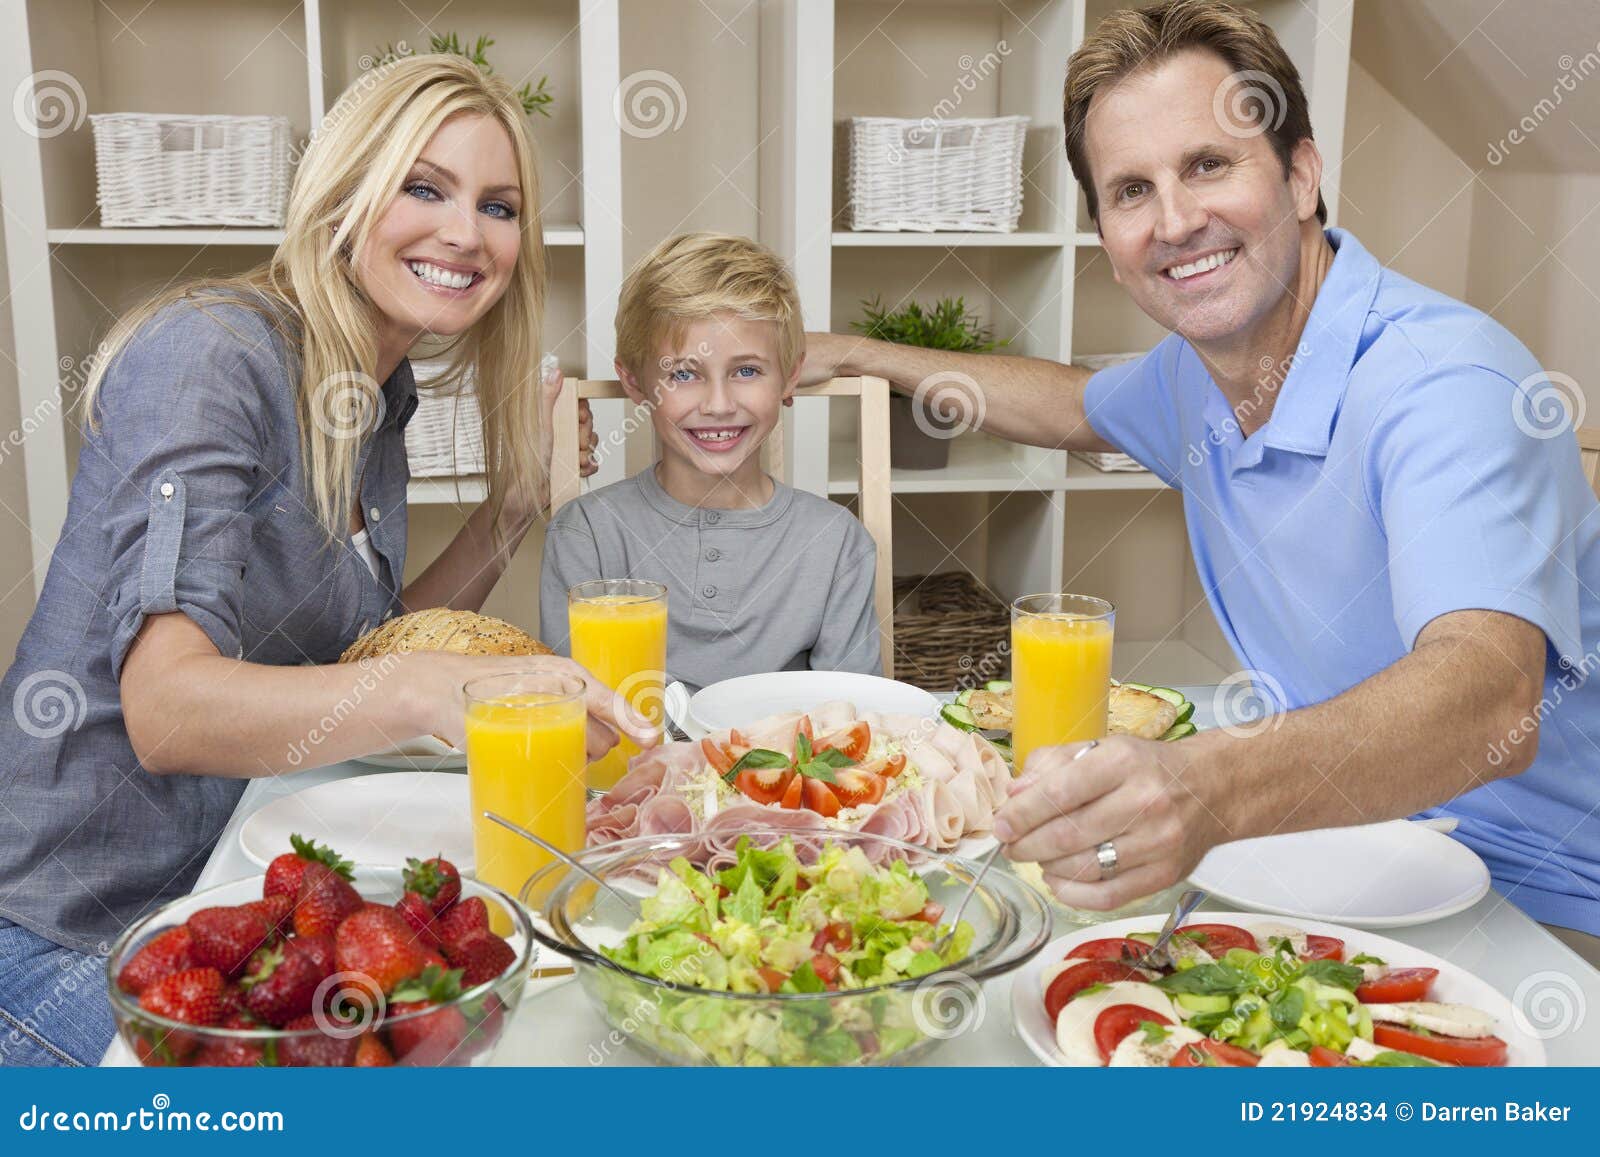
1085, 228, 1600, 935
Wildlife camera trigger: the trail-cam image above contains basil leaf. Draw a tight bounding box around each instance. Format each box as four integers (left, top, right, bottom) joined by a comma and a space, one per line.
1350, 953, 1386, 966
723, 747, 791, 781
1152, 963, 1251, 996
1298, 959, 1363, 991
795, 732, 812, 764
798, 760, 838, 784
815, 747, 855, 769
1140, 1020, 1170, 1044
1071, 982, 1110, 1001
1270, 988, 1305, 1032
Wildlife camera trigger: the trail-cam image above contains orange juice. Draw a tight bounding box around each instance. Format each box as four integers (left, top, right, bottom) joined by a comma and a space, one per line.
463, 679, 588, 910
1010, 596, 1115, 775
567, 582, 668, 792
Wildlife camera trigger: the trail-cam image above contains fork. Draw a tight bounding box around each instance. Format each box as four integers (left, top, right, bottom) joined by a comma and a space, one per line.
1125, 888, 1208, 971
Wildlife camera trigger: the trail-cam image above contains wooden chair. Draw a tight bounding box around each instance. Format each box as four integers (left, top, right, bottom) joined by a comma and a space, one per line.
550, 377, 895, 677
1579, 428, 1600, 499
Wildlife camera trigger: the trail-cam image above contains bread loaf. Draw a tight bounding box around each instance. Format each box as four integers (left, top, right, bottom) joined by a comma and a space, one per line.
338, 608, 551, 664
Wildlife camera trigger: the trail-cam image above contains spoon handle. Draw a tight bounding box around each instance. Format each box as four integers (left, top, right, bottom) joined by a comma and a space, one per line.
481, 810, 645, 919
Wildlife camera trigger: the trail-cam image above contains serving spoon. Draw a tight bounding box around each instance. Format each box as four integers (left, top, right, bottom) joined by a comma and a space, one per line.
482, 810, 645, 920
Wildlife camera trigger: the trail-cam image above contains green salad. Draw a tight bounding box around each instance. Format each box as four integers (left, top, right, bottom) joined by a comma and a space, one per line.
591, 837, 976, 1065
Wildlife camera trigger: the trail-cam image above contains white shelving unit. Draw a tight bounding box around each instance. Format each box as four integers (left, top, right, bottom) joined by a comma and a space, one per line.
761, 0, 1352, 679
0, 0, 624, 592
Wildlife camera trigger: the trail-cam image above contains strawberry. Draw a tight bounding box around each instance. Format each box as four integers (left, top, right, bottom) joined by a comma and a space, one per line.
193, 1013, 269, 1068
241, 939, 331, 1027
394, 892, 441, 946
353, 1032, 394, 1067
277, 1014, 357, 1067
436, 895, 489, 946
244, 894, 293, 938
441, 928, 515, 988
402, 855, 461, 914
292, 861, 364, 938
264, 833, 353, 901
116, 925, 193, 996
138, 967, 228, 1062
334, 905, 433, 993
384, 966, 468, 1065
186, 907, 273, 978
295, 933, 336, 977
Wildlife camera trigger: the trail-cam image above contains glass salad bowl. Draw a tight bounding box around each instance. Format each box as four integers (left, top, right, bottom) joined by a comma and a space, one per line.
520, 828, 1052, 1066
106, 868, 533, 1067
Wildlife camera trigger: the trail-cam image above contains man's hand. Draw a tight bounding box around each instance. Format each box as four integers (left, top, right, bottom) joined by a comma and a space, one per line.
994, 736, 1222, 910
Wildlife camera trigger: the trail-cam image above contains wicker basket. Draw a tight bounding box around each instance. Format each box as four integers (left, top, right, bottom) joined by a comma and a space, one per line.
405, 361, 486, 478
892, 572, 1011, 691
845, 115, 1028, 232
90, 113, 292, 227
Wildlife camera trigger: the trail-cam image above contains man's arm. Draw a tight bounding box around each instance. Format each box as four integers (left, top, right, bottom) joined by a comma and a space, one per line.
995, 609, 1548, 908
804, 331, 1117, 453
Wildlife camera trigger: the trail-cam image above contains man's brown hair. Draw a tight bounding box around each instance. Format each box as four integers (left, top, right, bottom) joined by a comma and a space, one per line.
1064, 0, 1326, 227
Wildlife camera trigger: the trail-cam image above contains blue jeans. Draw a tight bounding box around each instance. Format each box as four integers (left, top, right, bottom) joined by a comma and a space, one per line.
0, 917, 116, 1067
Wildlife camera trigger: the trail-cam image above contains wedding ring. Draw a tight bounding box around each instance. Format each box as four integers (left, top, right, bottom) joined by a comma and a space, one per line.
1096, 839, 1119, 880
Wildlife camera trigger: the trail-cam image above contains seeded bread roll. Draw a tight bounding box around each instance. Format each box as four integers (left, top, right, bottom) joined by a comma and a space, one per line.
339, 608, 551, 665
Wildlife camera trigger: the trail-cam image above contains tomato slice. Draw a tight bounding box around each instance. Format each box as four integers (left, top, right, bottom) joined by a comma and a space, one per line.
1094, 1005, 1173, 1064
729, 729, 747, 747
1043, 960, 1147, 1023
801, 776, 841, 818
1174, 923, 1258, 954
811, 922, 852, 952
816, 721, 871, 762
1309, 1045, 1354, 1067
701, 738, 735, 775
860, 752, 906, 778
1371, 1024, 1507, 1067
1067, 938, 1154, 963
809, 952, 840, 986
829, 767, 886, 808
733, 766, 793, 806
902, 901, 944, 926
794, 715, 815, 751
1356, 967, 1438, 1004
1302, 934, 1345, 962
779, 774, 805, 810
1170, 1038, 1260, 1067
756, 966, 788, 993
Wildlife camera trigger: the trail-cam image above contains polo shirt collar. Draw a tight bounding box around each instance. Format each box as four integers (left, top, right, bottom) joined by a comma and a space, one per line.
636, 465, 794, 528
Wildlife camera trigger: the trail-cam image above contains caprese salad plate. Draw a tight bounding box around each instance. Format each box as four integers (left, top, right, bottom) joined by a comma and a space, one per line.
1010, 912, 1545, 1068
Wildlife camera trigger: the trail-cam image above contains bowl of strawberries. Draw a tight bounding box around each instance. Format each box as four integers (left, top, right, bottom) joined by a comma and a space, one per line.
105, 834, 533, 1067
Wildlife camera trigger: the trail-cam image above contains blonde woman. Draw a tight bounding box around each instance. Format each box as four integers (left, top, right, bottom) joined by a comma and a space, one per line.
0, 56, 645, 1066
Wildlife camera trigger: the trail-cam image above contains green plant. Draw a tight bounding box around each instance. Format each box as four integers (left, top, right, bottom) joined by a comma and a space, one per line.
369, 34, 553, 118
850, 295, 1006, 352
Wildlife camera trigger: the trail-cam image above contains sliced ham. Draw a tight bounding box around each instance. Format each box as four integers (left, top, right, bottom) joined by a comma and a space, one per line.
637, 793, 696, 836
919, 781, 965, 851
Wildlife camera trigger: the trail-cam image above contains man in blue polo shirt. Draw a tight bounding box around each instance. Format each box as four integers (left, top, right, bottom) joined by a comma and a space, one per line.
806, 0, 1599, 960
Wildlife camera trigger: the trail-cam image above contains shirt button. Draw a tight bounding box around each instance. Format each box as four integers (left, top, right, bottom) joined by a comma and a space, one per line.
159, 482, 175, 500
705, 548, 721, 562
369, 507, 381, 522
702, 585, 717, 599
705, 512, 720, 525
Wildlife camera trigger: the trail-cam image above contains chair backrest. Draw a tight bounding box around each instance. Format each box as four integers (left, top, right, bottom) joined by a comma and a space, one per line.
550, 377, 895, 677
1579, 428, 1600, 500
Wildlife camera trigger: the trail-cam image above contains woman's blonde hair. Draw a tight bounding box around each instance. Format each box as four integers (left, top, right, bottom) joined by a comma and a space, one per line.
614, 232, 803, 381
81, 54, 547, 540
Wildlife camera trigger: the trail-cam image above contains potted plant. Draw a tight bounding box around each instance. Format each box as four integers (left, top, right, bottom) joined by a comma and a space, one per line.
850, 295, 1005, 469
368, 34, 553, 117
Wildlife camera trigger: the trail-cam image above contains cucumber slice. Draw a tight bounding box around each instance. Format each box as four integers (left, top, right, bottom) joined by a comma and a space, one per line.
983, 680, 1013, 693
1125, 930, 1159, 945
1175, 993, 1232, 1014
1172, 700, 1195, 725
954, 688, 974, 707
1119, 680, 1156, 693
1159, 721, 1197, 741
940, 703, 979, 732
1145, 686, 1188, 708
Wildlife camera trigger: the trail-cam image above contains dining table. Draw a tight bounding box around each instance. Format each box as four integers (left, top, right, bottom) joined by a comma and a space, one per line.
103, 684, 1600, 1065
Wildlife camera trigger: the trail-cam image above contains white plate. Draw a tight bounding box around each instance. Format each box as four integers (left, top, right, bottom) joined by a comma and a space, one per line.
239, 772, 473, 872
688, 671, 939, 732
350, 734, 467, 771
1011, 913, 1547, 1067
1189, 820, 1490, 928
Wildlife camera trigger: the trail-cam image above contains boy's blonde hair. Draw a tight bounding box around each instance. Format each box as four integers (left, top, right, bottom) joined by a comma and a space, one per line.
615, 232, 803, 380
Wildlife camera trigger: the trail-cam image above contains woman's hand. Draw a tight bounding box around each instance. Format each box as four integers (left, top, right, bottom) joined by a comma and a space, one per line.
396, 650, 659, 759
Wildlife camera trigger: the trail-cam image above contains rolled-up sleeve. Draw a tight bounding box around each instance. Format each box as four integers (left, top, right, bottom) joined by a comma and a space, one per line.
1366, 363, 1586, 667
95, 305, 276, 678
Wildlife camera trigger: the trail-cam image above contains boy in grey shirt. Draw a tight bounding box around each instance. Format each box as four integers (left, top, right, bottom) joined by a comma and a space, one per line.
540, 233, 880, 691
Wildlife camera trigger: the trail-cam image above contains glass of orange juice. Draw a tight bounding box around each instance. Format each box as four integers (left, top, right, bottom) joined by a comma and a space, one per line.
1010, 593, 1115, 776
567, 579, 668, 794
463, 671, 588, 912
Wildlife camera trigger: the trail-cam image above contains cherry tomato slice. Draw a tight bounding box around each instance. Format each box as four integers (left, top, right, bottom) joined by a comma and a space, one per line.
1043, 960, 1147, 1023
1371, 1024, 1507, 1067
808, 952, 840, 986
733, 766, 793, 806
862, 752, 906, 778
1094, 1005, 1173, 1064
779, 774, 805, 810
794, 715, 815, 751
829, 767, 886, 808
756, 967, 788, 993
1067, 938, 1154, 963
1302, 934, 1345, 962
811, 922, 852, 952
801, 776, 841, 818
1174, 923, 1258, 954
1170, 1038, 1261, 1067
1309, 1045, 1354, 1067
816, 721, 871, 762
1355, 967, 1439, 1004
701, 738, 734, 775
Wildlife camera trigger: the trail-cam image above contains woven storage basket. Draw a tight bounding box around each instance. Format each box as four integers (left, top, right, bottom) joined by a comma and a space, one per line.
405, 361, 486, 478
90, 113, 292, 227
892, 572, 1011, 691
846, 115, 1028, 232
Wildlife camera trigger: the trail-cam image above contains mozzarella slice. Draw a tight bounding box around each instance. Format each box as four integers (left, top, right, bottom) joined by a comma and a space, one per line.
1344, 1037, 1388, 1062
1363, 1001, 1496, 1038
1357, 960, 1388, 984
1108, 1025, 1204, 1067
1257, 1045, 1312, 1066
1165, 937, 1215, 967
1053, 981, 1179, 1067
1250, 922, 1309, 957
